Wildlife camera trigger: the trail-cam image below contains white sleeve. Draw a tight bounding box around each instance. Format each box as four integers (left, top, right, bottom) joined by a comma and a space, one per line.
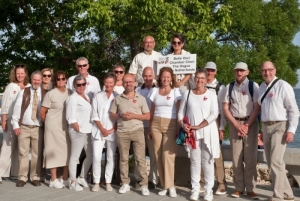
1, 83, 16, 115
91, 94, 100, 122
205, 92, 219, 124
128, 55, 139, 74
148, 87, 158, 102
66, 95, 78, 124
178, 90, 188, 122
11, 90, 24, 129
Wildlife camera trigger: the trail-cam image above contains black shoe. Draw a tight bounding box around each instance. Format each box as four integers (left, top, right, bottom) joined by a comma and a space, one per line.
16, 180, 26, 187
148, 181, 155, 189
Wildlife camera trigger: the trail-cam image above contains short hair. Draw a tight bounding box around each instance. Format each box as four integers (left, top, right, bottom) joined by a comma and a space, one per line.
113, 63, 125, 71
72, 75, 86, 88
41, 68, 54, 78
194, 68, 208, 78
31, 71, 43, 80
143, 36, 155, 42
9, 64, 29, 85
170, 33, 186, 53
157, 67, 176, 88
53, 70, 67, 88
104, 72, 117, 83
76, 57, 89, 65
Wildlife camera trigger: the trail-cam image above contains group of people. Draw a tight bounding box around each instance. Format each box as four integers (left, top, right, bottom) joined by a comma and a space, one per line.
0, 34, 298, 201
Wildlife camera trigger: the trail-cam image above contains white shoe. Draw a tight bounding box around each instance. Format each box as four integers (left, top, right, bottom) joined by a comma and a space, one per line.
59, 178, 69, 187
49, 179, 64, 189
190, 189, 200, 201
69, 182, 83, 191
118, 184, 130, 194
169, 187, 177, 198
158, 189, 167, 196
140, 185, 149, 196
204, 190, 213, 201
76, 177, 89, 188
92, 184, 100, 192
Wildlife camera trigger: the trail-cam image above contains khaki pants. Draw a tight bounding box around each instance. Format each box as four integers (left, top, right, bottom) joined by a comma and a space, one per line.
229, 119, 258, 192
262, 121, 293, 199
117, 128, 148, 186
18, 125, 44, 182
0, 120, 19, 177
151, 117, 177, 189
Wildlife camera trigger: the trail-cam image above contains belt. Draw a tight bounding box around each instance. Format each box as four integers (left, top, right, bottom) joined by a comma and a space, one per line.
234, 116, 249, 121
21, 124, 39, 128
263, 121, 283, 126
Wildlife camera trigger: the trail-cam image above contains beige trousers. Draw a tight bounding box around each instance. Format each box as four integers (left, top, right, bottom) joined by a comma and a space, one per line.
262, 121, 293, 199
18, 125, 44, 182
229, 119, 258, 192
151, 117, 178, 189
0, 120, 19, 177
117, 128, 148, 186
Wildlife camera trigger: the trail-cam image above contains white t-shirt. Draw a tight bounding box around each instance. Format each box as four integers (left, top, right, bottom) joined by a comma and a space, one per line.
149, 87, 182, 119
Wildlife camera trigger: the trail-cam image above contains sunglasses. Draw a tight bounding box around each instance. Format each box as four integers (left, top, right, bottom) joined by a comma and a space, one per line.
57, 78, 66, 81
43, 74, 52, 78
114, 71, 124, 74
15, 64, 26, 68
76, 83, 86, 87
172, 41, 182, 45
77, 64, 88, 68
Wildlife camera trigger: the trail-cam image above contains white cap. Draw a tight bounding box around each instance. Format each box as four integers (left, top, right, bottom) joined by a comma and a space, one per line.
233, 62, 248, 70
204, 62, 217, 70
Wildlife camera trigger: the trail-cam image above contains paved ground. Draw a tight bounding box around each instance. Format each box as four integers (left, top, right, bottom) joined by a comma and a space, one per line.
0, 177, 300, 201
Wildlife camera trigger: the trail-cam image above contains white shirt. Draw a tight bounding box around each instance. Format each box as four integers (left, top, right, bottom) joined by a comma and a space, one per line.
136, 84, 155, 127
205, 79, 227, 130
66, 92, 92, 133
12, 87, 43, 129
149, 87, 182, 119
91, 91, 118, 141
103, 85, 124, 95
1, 83, 31, 119
178, 89, 220, 159
223, 78, 259, 117
67, 74, 101, 100
129, 50, 162, 83
258, 77, 299, 133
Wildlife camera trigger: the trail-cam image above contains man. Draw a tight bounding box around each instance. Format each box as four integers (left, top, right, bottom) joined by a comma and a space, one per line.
12, 71, 46, 187
223, 62, 260, 199
135, 67, 158, 189
258, 61, 298, 201
200, 62, 227, 195
110, 74, 150, 196
129, 36, 162, 86
67, 57, 101, 99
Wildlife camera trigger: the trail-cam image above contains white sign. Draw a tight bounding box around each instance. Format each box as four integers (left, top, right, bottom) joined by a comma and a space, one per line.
156, 54, 197, 75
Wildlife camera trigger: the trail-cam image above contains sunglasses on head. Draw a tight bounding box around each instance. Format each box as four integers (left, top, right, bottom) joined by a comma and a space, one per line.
76, 83, 86, 87
57, 77, 66, 81
43, 74, 52, 78
172, 41, 182, 45
114, 70, 124, 74
77, 64, 88, 68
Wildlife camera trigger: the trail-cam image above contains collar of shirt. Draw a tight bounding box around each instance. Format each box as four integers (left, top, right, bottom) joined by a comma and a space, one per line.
143, 51, 153, 55
263, 76, 278, 87
235, 77, 249, 86
120, 92, 140, 99
141, 83, 156, 89
100, 91, 118, 100
74, 91, 90, 102
77, 73, 90, 78
206, 78, 219, 87
171, 49, 189, 55
30, 86, 41, 95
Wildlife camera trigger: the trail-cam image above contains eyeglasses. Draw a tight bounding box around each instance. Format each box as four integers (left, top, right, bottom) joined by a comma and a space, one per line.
15, 64, 26, 68
57, 78, 66, 81
206, 69, 216, 72
172, 41, 182, 45
261, 68, 275, 73
77, 64, 88, 68
43, 74, 52, 78
114, 71, 124, 74
143, 41, 154, 44
76, 83, 86, 87
123, 81, 135, 85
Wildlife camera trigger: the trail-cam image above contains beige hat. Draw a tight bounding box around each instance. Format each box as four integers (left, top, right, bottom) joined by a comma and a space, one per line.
233, 62, 248, 70
204, 62, 217, 70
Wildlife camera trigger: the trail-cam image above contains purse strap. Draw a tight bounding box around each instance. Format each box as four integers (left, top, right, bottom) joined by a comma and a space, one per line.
261, 78, 280, 103
185, 90, 191, 116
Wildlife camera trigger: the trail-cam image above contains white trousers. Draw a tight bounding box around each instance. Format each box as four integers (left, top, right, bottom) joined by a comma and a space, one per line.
92, 138, 117, 183
190, 139, 214, 191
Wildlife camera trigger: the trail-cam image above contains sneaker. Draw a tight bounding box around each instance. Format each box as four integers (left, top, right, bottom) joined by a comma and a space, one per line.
169, 187, 177, 198
118, 184, 130, 194
92, 184, 100, 192
49, 179, 64, 189
140, 185, 150, 196
158, 189, 167, 196
200, 187, 205, 193
106, 183, 113, 192
77, 177, 89, 188
231, 191, 243, 198
215, 188, 227, 195
69, 182, 83, 191
190, 189, 200, 201
247, 191, 259, 199
59, 178, 69, 187
204, 190, 213, 201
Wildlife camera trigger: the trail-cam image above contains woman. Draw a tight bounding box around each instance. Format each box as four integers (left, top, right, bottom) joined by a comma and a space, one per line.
40, 71, 71, 189
169, 33, 193, 92
149, 67, 182, 197
103, 64, 125, 94
91, 72, 118, 192
178, 69, 220, 201
0, 64, 30, 182
66, 75, 93, 191
41, 68, 53, 91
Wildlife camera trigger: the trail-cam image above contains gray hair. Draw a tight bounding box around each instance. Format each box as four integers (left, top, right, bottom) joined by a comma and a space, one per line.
143, 35, 155, 42
30, 71, 43, 80
76, 57, 89, 65
73, 75, 86, 88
